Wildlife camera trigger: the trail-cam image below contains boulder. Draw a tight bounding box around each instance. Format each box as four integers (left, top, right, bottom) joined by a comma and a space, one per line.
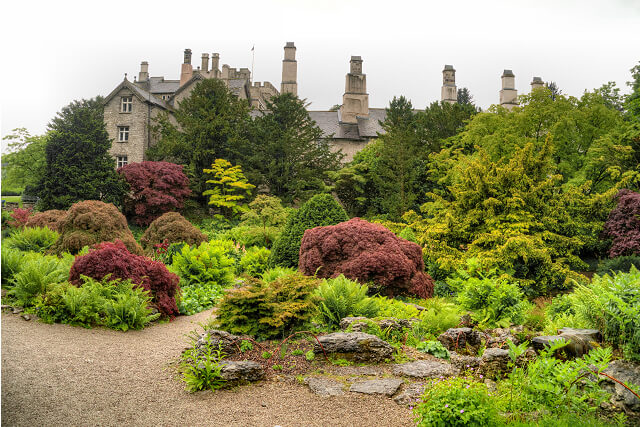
349, 379, 403, 397
340, 316, 412, 333
601, 360, 640, 414
393, 383, 425, 406
304, 377, 345, 397
219, 360, 265, 384
438, 328, 485, 353
449, 352, 482, 371
393, 360, 459, 379
532, 328, 601, 358
480, 348, 511, 379
195, 329, 251, 357
339, 317, 369, 332
315, 332, 394, 363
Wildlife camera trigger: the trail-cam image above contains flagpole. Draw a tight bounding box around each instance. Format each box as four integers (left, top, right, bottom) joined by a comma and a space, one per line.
251, 45, 255, 84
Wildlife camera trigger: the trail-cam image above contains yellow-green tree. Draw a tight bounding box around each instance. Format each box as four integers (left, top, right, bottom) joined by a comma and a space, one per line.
203, 159, 255, 218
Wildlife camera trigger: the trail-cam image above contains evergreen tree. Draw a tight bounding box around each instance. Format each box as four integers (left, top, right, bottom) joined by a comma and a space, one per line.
625, 61, 640, 122
36, 97, 126, 210
203, 159, 255, 218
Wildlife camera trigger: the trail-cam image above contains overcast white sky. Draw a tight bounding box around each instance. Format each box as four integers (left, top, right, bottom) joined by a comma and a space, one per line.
1, 0, 639, 149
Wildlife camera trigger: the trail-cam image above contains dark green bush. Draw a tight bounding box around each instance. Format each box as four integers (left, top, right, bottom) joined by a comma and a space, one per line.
269, 194, 348, 268
596, 255, 640, 275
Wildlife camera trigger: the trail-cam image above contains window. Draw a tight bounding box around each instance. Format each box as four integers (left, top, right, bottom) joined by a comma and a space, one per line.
161, 94, 171, 101
116, 156, 128, 168
121, 96, 133, 112
118, 126, 129, 142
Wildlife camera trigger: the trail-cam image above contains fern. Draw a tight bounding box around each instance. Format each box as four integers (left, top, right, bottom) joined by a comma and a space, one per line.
9, 255, 70, 307
5, 226, 59, 253
314, 275, 379, 328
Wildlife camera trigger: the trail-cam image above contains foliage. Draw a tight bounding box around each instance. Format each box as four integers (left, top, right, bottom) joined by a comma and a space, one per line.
238, 246, 271, 277
36, 97, 127, 210
416, 340, 450, 359
4, 226, 59, 253
147, 78, 251, 205
117, 161, 192, 226
1, 246, 30, 285
1, 128, 47, 193
300, 218, 434, 298
140, 212, 207, 252
314, 275, 379, 329
260, 267, 298, 283
52, 200, 142, 255
245, 93, 343, 203
8, 207, 32, 228
202, 159, 255, 218
69, 240, 180, 318
413, 376, 499, 426
234, 195, 292, 247
596, 254, 640, 275
215, 272, 320, 340
305, 350, 315, 361
603, 189, 640, 257
625, 61, 640, 121
269, 193, 348, 268
179, 334, 225, 392
8, 253, 71, 307
25, 209, 67, 232
413, 298, 463, 337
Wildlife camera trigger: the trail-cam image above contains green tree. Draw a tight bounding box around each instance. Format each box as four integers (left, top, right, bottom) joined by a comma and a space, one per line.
36, 97, 126, 210
246, 93, 343, 204
148, 78, 251, 204
203, 159, 255, 218
625, 61, 640, 122
1, 128, 47, 194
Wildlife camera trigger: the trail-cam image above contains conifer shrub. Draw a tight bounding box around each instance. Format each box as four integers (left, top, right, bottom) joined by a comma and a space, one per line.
68, 240, 180, 318
269, 194, 349, 268
299, 218, 434, 298
118, 161, 192, 227
25, 209, 67, 232
603, 189, 640, 257
140, 212, 207, 252
52, 200, 142, 255
215, 272, 320, 340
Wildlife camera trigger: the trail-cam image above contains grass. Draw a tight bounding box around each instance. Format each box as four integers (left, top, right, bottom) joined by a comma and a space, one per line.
2, 196, 22, 205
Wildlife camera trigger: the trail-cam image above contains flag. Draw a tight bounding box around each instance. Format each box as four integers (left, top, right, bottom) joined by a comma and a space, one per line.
251, 45, 255, 52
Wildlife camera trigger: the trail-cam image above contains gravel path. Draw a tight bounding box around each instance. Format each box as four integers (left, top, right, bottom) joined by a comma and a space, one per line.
1, 311, 414, 427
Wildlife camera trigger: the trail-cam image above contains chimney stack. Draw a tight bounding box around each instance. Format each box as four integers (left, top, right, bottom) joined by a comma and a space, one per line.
530, 76, 544, 91
281, 42, 298, 96
339, 56, 369, 123
180, 48, 193, 86
441, 65, 457, 104
138, 61, 149, 83
201, 53, 209, 73
500, 69, 518, 110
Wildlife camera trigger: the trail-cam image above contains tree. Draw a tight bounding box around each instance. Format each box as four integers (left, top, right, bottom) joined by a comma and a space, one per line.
36, 97, 126, 210
545, 81, 562, 100
457, 87, 474, 105
246, 93, 343, 204
1, 128, 47, 194
203, 159, 255, 218
147, 78, 251, 204
625, 61, 640, 122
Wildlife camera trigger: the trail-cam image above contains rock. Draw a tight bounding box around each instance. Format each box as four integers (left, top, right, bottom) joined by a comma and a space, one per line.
1, 305, 12, 311
315, 332, 394, 363
459, 314, 473, 327
393, 383, 425, 405
480, 348, 511, 379
195, 329, 251, 357
349, 379, 403, 397
339, 317, 369, 332
532, 329, 601, 358
406, 303, 426, 311
12, 307, 23, 314
339, 317, 412, 333
558, 328, 602, 342
377, 317, 412, 332
393, 360, 459, 379
449, 352, 482, 371
438, 328, 485, 353
487, 327, 520, 348
304, 377, 345, 397
219, 360, 264, 384
601, 360, 640, 414
20, 314, 31, 321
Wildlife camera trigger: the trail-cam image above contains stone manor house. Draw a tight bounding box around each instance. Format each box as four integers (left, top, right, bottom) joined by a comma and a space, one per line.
103, 42, 545, 167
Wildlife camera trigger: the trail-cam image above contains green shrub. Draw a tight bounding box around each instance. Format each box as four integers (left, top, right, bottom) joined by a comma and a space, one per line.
597, 255, 640, 275
416, 340, 450, 359
238, 246, 271, 277
177, 282, 226, 316
413, 376, 499, 426
375, 296, 421, 319
1, 246, 29, 285
102, 280, 161, 331
261, 267, 298, 283
397, 226, 417, 243
218, 225, 282, 249
5, 226, 59, 253
9, 254, 70, 307
180, 334, 225, 392
314, 275, 379, 328
269, 194, 348, 268
414, 298, 463, 337
216, 272, 320, 340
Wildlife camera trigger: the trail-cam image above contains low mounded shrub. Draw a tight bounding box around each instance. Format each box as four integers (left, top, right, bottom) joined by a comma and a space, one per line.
52, 200, 142, 255
596, 255, 640, 275
269, 194, 348, 268
299, 218, 434, 299
238, 246, 271, 277
314, 275, 379, 329
5, 226, 59, 253
603, 189, 640, 257
8, 207, 32, 228
68, 240, 180, 318
25, 209, 67, 232
140, 212, 207, 252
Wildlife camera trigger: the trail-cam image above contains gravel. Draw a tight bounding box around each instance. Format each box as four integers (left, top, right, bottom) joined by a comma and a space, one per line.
1, 311, 414, 426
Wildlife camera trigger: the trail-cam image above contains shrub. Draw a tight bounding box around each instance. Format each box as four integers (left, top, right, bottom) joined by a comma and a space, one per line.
52, 200, 142, 255
314, 275, 379, 328
596, 255, 640, 275
397, 226, 417, 243
269, 194, 348, 268
24, 209, 67, 232
118, 161, 191, 227
299, 218, 434, 298
215, 272, 320, 340
603, 189, 640, 257
218, 225, 282, 249
68, 240, 180, 318
261, 267, 298, 283
416, 340, 450, 359
233, 195, 291, 247
414, 298, 463, 336
8, 207, 32, 228
1, 246, 29, 285
5, 226, 59, 253
238, 246, 271, 277
9, 254, 71, 307
140, 212, 207, 252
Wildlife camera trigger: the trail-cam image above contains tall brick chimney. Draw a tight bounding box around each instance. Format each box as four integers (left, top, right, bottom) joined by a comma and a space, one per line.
180, 48, 193, 86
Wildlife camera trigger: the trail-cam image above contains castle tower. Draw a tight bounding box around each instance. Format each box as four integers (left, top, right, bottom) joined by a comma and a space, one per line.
530, 76, 544, 91
211, 53, 220, 78
138, 61, 149, 83
500, 69, 518, 110
441, 65, 457, 104
201, 53, 209, 73
339, 56, 369, 124
179, 49, 193, 86
281, 42, 298, 96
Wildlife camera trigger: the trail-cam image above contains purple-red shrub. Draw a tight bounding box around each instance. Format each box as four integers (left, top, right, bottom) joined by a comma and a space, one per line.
8, 207, 32, 228
69, 240, 180, 318
299, 218, 434, 298
140, 212, 207, 252
118, 161, 191, 226
604, 189, 640, 257
25, 209, 67, 232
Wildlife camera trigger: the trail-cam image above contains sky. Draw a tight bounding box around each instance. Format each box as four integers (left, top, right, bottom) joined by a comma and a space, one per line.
1, 0, 639, 149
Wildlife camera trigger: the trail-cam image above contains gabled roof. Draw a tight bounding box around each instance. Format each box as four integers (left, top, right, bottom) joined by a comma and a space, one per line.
171, 73, 205, 100
103, 78, 170, 110
147, 77, 180, 94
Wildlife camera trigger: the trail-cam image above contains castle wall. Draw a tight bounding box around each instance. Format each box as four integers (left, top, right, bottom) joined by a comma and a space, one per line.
330, 138, 374, 163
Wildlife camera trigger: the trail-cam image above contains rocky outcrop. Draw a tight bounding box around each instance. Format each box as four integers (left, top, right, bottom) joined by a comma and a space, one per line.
479, 348, 511, 379
532, 328, 602, 358
315, 332, 394, 363
339, 316, 414, 333
195, 330, 250, 357
438, 328, 485, 353
601, 360, 640, 414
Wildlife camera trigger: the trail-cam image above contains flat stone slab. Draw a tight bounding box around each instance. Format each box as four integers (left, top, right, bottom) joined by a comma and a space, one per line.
349, 379, 403, 397
304, 377, 345, 397
558, 328, 602, 341
394, 383, 425, 405
315, 332, 394, 363
392, 360, 459, 379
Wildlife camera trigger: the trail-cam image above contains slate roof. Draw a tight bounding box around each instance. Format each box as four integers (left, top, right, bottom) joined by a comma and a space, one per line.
103, 78, 170, 110
147, 77, 180, 94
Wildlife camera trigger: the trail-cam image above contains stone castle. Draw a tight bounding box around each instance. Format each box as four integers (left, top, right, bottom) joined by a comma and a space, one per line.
104, 42, 545, 167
